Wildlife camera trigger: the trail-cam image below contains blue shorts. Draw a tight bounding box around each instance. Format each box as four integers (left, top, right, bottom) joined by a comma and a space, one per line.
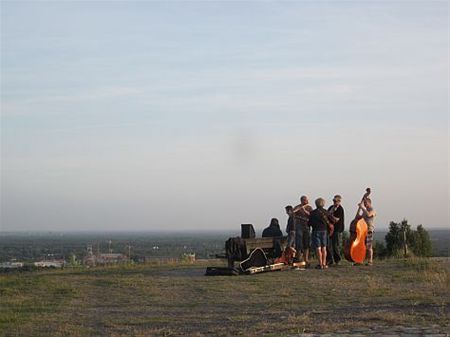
312, 230, 328, 248
295, 226, 311, 252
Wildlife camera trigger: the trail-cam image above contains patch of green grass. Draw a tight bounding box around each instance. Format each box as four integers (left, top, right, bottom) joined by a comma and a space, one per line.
0, 274, 78, 333
93, 278, 116, 287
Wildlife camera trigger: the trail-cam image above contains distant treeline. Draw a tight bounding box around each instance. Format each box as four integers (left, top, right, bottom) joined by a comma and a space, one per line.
0, 227, 448, 262
0, 232, 232, 262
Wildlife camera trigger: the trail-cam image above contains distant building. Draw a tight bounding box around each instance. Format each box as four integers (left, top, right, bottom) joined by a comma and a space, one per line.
95, 253, 128, 265
83, 245, 96, 266
83, 244, 128, 266
182, 253, 196, 263
34, 260, 65, 268
0, 262, 24, 269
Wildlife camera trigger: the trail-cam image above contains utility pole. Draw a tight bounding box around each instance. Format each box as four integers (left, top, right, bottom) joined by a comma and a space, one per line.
403, 228, 408, 258
127, 244, 131, 263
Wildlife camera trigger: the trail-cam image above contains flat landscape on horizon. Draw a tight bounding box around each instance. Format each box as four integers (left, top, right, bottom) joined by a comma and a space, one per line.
0, 258, 449, 336
1, 229, 449, 262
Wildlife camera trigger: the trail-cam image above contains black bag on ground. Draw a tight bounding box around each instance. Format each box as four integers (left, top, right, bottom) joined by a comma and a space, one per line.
205, 267, 240, 276
225, 237, 247, 261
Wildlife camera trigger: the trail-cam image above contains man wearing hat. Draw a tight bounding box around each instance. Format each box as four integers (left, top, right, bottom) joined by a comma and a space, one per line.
327, 195, 345, 265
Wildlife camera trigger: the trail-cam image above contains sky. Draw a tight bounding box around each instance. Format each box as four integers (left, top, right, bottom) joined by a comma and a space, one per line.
1, 1, 449, 233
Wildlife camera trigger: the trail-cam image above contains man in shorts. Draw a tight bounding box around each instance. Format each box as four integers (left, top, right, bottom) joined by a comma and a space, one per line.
293, 196, 313, 265
308, 198, 331, 269
358, 198, 376, 266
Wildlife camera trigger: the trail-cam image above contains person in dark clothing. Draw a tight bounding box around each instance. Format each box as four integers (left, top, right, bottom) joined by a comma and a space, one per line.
225, 237, 247, 268
285, 206, 295, 248
308, 198, 331, 269
293, 195, 313, 264
262, 218, 283, 237
327, 195, 345, 266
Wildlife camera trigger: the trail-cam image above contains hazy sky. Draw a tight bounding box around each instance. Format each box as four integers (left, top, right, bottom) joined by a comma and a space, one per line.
1, 1, 448, 232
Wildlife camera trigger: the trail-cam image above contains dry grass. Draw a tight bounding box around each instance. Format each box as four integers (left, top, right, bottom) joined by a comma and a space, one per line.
0, 258, 448, 336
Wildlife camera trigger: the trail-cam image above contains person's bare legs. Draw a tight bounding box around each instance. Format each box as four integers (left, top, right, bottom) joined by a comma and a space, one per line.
368, 247, 373, 265
304, 248, 309, 264
316, 247, 322, 267
321, 246, 327, 268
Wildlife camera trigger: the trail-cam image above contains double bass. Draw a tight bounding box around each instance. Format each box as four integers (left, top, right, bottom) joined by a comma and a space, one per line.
344, 188, 371, 264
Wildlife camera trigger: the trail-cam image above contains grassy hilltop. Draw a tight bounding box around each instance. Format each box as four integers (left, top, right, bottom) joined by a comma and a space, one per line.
0, 258, 449, 337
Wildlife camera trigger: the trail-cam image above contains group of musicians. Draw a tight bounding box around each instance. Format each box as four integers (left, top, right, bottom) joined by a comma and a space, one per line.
281, 195, 376, 269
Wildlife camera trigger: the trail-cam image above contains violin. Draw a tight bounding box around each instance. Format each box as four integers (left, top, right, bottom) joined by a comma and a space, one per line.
344, 188, 371, 264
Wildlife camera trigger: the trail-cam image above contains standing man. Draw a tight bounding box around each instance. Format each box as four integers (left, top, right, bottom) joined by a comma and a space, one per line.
308, 198, 331, 269
327, 195, 345, 266
285, 206, 296, 248
293, 196, 313, 265
358, 198, 376, 266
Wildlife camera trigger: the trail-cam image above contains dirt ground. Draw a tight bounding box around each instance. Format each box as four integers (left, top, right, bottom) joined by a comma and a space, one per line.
0, 258, 449, 336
